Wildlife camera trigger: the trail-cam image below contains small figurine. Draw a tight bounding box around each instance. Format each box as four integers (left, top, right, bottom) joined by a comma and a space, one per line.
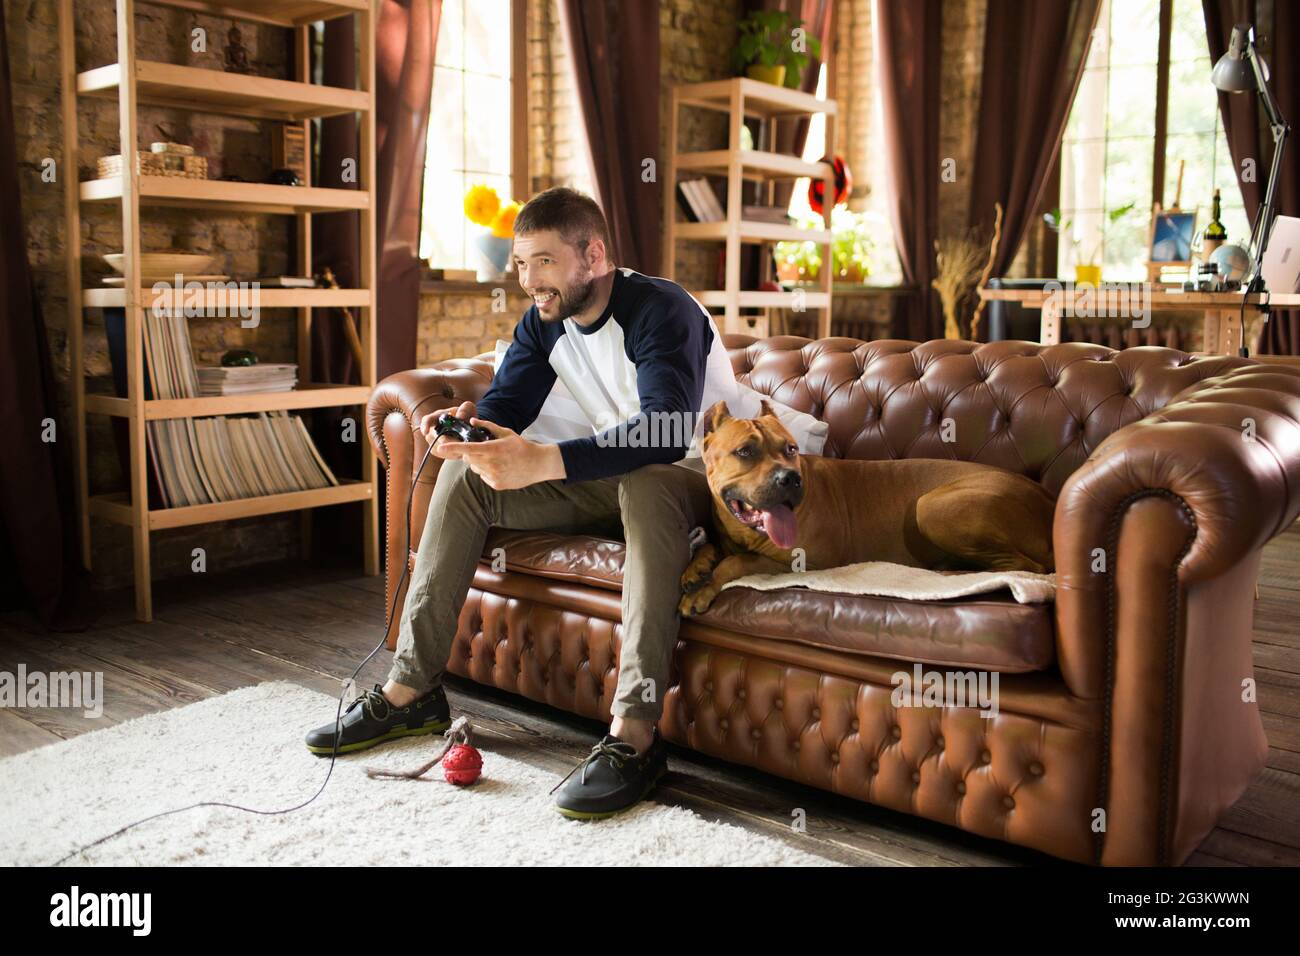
224, 24, 254, 75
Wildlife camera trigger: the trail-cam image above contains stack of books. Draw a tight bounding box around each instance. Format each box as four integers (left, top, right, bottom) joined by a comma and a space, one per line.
196, 364, 298, 396
143, 310, 201, 399
676, 179, 725, 222
676, 179, 795, 226
129, 308, 300, 400
145, 411, 339, 509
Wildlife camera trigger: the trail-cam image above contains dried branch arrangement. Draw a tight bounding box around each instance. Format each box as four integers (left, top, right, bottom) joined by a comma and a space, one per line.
931, 203, 1003, 341
970, 202, 1003, 341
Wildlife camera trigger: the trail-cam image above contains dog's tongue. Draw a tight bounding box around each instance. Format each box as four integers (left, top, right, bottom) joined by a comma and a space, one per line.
760, 504, 798, 550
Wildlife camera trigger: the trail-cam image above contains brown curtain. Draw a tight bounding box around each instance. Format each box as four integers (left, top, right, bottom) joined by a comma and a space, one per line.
559, 0, 661, 273
0, 12, 93, 627
874, 0, 942, 340
1204, 0, 1300, 354
969, 0, 1102, 277
376, 0, 441, 381
311, 3, 440, 559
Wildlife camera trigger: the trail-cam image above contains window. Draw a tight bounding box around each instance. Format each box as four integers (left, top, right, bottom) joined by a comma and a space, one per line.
1058, 0, 1249, 280
420, 0, 516, 270
786, 63, 902, 285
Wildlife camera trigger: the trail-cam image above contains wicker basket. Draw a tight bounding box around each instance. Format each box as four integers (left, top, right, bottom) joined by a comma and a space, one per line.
97, 152, 208, 180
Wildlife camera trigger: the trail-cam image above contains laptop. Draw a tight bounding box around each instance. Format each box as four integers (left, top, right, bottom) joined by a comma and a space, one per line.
1262, 215, 1300, 293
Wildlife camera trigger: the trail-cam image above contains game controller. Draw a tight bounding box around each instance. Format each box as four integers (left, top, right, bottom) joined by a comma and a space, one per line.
434, 414, 493, 443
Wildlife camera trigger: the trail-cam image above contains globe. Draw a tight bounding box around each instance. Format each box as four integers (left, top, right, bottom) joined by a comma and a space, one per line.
1210, 243, 1251, 282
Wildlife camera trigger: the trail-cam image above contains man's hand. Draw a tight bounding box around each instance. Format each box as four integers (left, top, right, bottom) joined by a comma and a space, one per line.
439, 418, 566, 490
417, 401, 477, 459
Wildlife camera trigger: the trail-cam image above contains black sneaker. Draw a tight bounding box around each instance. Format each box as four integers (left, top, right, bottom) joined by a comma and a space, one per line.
304, 683, 451, 756
551, 729, 668, 820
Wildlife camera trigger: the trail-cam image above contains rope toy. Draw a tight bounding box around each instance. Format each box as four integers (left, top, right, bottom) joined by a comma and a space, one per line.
364, 716, 483, 785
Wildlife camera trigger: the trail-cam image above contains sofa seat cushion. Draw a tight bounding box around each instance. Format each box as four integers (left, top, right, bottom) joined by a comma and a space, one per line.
481, 528, 625, 591
478, 529, 1055, 674
691, 585, 1055, 673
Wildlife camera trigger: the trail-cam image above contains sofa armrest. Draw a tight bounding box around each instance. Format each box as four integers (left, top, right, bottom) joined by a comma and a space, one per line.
366, 356, 496, 646
1052, 363, 1300, 864
1055, 363, 1300, 695
365, 357, 496, 466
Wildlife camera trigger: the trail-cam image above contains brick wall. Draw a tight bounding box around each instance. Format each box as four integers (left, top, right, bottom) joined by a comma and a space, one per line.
938, 0, 985, 242
832, 0, 872, 214
417, 286, 534, 366
527, 0, 592, 196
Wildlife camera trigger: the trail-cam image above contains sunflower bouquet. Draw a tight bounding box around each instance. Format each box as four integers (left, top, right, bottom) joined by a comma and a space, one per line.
464, 184, 522, 279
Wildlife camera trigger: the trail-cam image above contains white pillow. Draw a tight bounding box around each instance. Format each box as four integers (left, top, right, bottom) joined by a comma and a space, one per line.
726, 382, 829, 456
491, 340, 594, 443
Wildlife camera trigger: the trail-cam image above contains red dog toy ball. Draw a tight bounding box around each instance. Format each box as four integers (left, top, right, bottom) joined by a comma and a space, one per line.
807, 155, 852, 216
364, 715, 485, 785
442, 742, 483, 786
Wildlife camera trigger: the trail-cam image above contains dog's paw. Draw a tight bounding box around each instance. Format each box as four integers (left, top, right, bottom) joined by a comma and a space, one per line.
680, 565, 712, 594
680, 543, 718, 594
678, 583, 720, 617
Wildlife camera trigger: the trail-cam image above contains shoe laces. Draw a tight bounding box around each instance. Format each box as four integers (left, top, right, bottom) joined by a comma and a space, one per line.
548, 738, 640, 795
350, 686, 393, 721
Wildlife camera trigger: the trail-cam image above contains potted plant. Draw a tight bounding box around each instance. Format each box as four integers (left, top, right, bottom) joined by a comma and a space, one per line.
731, 9, 822, 89
774, 233, 822, 282
830, 207, 873, 283
464, 184, 523, 281
1044, 203, 1135, 286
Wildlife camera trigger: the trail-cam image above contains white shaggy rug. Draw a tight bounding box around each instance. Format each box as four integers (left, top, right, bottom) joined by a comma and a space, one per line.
0, 681, 835, 866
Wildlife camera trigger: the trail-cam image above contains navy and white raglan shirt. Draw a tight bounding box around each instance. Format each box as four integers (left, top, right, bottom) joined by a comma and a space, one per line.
475, 267, 739, 484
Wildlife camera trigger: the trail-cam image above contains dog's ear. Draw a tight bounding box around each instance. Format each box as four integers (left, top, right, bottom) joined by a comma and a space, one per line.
700, 401, 731, 436
759, 399, 777, 419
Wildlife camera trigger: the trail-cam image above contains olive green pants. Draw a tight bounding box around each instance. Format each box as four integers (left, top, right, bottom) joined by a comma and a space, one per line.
389, 456, 713, 720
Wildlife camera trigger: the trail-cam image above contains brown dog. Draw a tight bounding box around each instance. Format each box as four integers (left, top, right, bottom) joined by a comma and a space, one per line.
679, 400, 1056, 616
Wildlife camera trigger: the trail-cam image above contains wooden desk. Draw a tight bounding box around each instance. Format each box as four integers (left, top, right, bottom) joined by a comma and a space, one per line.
978, 286, 1300, 356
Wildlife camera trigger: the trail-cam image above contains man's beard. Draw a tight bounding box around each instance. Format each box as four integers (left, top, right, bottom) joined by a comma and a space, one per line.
534, 274, 597, 322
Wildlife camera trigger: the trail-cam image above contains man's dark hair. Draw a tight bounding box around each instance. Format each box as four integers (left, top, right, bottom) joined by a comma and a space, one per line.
514, 186, 611, 257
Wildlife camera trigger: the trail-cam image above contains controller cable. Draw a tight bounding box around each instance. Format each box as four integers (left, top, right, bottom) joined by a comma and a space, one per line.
51, 441, 440, 866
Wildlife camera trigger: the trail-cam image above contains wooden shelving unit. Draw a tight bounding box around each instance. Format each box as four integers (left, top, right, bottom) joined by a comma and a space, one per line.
663, 77, 837, 337
59, 0, 379, 621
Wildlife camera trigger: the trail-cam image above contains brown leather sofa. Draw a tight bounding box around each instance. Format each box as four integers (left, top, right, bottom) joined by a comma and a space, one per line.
367, 336, 1300, 865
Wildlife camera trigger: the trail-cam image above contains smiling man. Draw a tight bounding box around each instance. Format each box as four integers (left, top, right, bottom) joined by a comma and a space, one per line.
305, 187, 738, 819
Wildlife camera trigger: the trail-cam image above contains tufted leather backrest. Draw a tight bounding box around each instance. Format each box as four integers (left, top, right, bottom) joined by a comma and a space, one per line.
722, 336, 1256, 495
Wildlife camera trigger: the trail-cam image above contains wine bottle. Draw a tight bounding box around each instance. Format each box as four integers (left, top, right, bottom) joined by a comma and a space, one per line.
1204, 188, 1227, 257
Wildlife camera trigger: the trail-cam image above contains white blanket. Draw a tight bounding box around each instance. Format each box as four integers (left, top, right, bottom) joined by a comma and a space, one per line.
718, 560, 1057, 605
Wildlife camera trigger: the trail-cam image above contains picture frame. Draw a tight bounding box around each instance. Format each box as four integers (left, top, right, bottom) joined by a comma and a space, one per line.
1150, 208, 1197, 261
1146, 203, 1198, 282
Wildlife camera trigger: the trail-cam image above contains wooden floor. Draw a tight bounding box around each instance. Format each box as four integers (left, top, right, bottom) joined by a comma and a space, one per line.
3, 524, 1299, 867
